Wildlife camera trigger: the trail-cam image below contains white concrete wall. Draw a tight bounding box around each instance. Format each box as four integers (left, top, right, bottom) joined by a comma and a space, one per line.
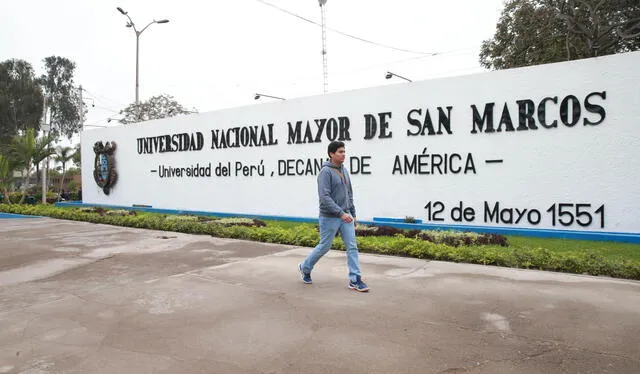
82, 51, 640, 235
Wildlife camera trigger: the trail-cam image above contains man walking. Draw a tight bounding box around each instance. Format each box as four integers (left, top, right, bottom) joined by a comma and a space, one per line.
298, 141, 369, 292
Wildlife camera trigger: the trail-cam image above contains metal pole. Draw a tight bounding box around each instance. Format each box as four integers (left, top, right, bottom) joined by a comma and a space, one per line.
135, 32, 140, 104
41, 154, 47, 203
79, 85, 84, 131
117, 8, 168, 104
320, 0, 328, 94
41, 95, 47, 204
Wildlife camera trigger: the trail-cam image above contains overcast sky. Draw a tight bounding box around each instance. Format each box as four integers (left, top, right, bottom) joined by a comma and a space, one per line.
1, 0, 505, 145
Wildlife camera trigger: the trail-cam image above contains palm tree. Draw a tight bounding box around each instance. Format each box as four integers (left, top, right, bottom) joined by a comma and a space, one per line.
11, 129, 55, 204
0, 154, 15, 204
54, 146, 74, 200
12, 128, 37, 203
33, 134, 56, 185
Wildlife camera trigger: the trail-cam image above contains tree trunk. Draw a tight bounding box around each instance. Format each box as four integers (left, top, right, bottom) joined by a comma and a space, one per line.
46, 161, 50, 199
18, 166, 31, 204
564, 0, 572, 61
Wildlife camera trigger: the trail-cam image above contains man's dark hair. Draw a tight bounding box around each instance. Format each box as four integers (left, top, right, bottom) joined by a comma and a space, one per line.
327, 141, 345, 157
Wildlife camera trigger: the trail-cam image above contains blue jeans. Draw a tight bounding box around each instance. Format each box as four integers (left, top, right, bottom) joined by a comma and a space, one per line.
302, 216, 361, 283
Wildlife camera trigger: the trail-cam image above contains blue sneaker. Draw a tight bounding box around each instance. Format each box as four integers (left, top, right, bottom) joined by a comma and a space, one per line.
298, 263, 312, 284
348, 276, 369, 292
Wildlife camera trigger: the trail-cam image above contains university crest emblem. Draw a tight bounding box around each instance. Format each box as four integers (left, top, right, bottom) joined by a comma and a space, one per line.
93, 141, 118, 195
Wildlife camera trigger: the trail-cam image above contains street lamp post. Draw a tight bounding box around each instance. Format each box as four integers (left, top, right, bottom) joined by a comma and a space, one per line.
254, 93, 285, 101
41, 94, 49, 204
116, 7, 169, 104
385, 71, 412, 82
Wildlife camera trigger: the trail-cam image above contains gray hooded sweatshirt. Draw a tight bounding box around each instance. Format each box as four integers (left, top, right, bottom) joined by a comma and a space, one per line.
317, 161, 356, 218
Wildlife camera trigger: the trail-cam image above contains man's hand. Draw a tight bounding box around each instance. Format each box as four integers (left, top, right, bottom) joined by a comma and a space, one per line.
341, 213, 353, 223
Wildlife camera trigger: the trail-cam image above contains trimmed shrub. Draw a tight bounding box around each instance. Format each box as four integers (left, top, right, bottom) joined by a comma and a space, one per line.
355, 224, 508, 247
0, 192, 58, 204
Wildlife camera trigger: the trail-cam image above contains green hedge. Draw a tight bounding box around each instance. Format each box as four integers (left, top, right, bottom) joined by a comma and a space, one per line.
0, 191, 81, 204
0, 192, 59, 204
1, 204, 638, 281
355, 224, 509, 247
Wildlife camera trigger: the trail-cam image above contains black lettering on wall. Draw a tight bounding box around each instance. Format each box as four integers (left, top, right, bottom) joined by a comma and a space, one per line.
471, 103, 495, 134
437, 106, 453, 135
171, 135, 179, 151
407, 108, 451, 136
326, 118, 338, 141
379, 112, 393, 138
516, 99, 537, 131
583, 91, 606, 126
497, 103, 515, 132
406, 109, 422, 136
366, 112, 393, 139
364, 114, 378, 139
287, 117, 351, 144
287, 121, 303, 144
138, 132, 204, 154
560, 95, 581, 127
312, 119, 325, 142
420, 109, 436, 135
538, 97, 558, 129
338, 117, 352, 140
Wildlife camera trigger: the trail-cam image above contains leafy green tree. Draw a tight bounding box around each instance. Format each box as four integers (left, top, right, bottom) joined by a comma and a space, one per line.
0, 59, 44, 143
119, 94, 197, 124
0, 154, 15, 203
40, 56, 84, 139
480, 0, 640, 69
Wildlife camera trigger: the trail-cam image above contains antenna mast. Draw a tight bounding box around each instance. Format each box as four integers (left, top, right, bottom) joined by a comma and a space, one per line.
319, 0, 328, 94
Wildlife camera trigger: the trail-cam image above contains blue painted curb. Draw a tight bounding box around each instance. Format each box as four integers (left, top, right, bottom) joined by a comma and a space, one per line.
0, 213, 41, 219
55, 201, 640, 244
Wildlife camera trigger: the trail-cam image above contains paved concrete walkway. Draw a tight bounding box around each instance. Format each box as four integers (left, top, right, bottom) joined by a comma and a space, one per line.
1, 218, 639, 373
